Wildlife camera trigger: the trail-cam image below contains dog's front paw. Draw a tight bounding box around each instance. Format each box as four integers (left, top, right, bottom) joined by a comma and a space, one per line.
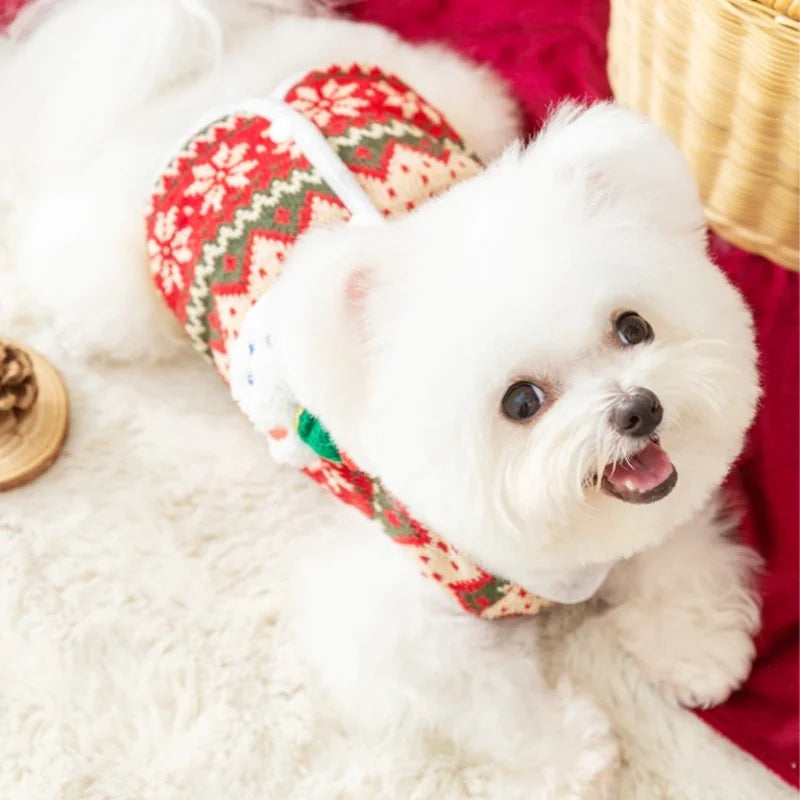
654, 628, 756, 709
608, 600, 759, 709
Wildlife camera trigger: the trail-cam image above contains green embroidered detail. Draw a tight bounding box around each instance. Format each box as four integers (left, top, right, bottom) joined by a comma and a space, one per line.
296, 409, 342, 462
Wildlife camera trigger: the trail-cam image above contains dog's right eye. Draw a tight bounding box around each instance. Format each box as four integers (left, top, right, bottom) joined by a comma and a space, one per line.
501, 381, 545, 422
615, 311, 653, 346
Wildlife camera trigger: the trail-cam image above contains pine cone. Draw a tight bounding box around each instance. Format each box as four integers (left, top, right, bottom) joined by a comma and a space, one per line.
0, 342, 38, 435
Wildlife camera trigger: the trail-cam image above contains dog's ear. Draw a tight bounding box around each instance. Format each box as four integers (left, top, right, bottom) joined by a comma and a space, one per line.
531, 102, 706, 236
270, 225, 381, 453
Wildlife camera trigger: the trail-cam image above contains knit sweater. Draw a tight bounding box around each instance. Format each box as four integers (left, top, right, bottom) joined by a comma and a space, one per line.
146, 63, 553, 619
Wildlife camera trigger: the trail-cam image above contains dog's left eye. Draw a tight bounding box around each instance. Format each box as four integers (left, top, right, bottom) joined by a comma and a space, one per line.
501, 381, 545, 422
615, 312, 653, 346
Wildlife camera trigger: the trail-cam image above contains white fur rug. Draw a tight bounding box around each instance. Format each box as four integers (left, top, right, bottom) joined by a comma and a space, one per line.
0, 242, 792, 799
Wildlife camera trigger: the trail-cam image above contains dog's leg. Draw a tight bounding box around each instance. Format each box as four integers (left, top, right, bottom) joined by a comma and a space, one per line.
289, 510, 617, 799
599, 495, 761, 708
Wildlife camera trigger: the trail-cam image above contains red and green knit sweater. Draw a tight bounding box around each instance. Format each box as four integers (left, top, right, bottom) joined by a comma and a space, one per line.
146, 63, 552, 619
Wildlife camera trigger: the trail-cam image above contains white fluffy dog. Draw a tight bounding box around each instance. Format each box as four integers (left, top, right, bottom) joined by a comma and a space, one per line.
0, 1, 762, 796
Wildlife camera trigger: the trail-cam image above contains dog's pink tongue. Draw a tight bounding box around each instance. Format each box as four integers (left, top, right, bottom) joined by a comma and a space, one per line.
604, 442, 673, 492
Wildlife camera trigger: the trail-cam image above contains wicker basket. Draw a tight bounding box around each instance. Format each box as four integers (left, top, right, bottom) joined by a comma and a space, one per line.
608, 0, 799, 270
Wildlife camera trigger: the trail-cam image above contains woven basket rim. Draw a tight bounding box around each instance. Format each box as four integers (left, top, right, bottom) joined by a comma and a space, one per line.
752, 0, 799, 22
608, 0, 799, 271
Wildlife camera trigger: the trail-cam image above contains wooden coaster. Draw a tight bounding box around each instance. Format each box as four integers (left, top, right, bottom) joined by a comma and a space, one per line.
0, 343, 69, 491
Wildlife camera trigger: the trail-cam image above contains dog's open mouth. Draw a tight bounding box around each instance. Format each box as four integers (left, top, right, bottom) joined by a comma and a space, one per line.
600, 438, 678, 504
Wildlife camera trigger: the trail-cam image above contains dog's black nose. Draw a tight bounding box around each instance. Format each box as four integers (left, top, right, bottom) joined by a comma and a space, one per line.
611, 388, 663, 437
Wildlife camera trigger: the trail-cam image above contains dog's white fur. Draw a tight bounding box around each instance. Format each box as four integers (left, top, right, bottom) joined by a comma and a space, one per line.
0, 1, 762, 796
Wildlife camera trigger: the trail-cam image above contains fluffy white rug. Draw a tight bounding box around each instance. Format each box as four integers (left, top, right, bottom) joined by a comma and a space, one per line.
0, 239, 792, 799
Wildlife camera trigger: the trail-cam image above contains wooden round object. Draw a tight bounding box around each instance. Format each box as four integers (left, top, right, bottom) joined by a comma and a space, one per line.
0, 343, 69, 491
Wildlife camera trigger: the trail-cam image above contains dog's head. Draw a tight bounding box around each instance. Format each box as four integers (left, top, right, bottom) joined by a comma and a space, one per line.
273, 103, 760, 582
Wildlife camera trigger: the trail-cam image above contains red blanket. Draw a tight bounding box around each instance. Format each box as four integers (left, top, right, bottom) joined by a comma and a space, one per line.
3, 0, 797, 787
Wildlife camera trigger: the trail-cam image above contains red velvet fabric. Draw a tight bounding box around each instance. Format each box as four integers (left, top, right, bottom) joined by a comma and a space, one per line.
2, 0, 797, 787
0, 0, 24, 29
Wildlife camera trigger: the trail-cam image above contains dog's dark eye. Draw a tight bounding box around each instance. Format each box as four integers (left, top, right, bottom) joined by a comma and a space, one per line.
616, 312, 653, 346
501, 381, 545, 422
